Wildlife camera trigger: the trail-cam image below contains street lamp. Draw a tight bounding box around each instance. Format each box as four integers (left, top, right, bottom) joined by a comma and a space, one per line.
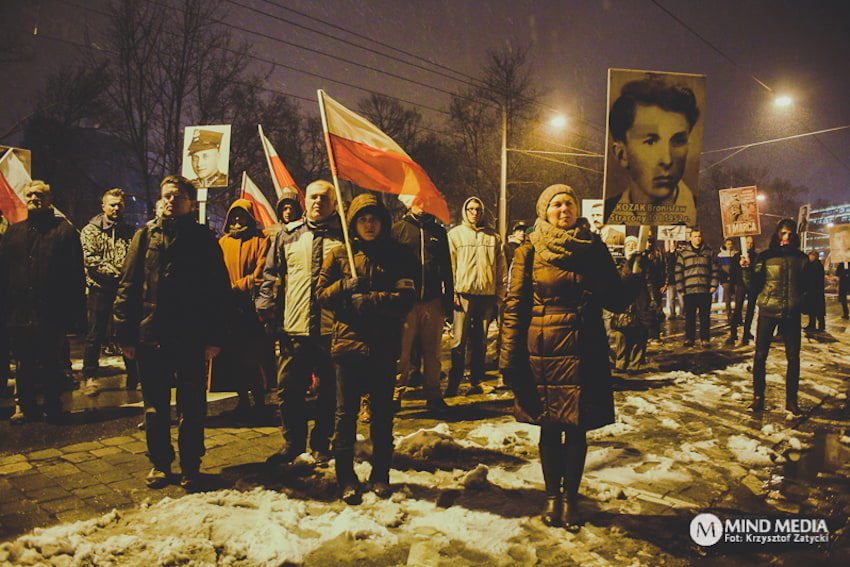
499, 109, 568, 240
549, 115, 568, 129
774, 95, 793, 108
757, 193, 767, 203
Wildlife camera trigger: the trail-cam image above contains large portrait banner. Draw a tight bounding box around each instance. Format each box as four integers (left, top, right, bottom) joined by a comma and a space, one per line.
718, 186, 760, 238
603, 69, 706, 227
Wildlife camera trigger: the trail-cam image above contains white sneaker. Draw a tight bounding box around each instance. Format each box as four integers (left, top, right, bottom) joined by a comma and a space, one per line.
82, 378, 100, 397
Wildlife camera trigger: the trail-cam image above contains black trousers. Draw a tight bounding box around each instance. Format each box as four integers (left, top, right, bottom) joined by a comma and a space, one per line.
611, 325, 647, 371
83, 289, 138, 385
9, 326, 65, 415
683, 293, 712, 342
333, 353, 396, 485
276, 334, 336, 454
752, 314, 801, 402
137, 343, 207, 471
730, 284, 756, 339
840, 280, 849, 317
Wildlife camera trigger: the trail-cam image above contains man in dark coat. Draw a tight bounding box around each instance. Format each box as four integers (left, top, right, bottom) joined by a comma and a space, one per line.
675, 228, 719, 348
802, 251, 826, 331
113, 175, 232, 489
80, 188, 137, 395
743, 219, 810, 415
729, 235, 758, 346
0, 181, 85, 423
392, 203, 453, 411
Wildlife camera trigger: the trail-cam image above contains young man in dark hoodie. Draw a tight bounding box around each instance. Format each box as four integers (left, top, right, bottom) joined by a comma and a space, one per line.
318, 193, 416, 503
79, 188, 138, 395
392, 202, 453, 411
743, 219, 810, 415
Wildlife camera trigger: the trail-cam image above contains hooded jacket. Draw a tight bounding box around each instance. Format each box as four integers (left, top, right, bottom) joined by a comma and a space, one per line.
80, 213, 135, 292
447, 197, 506, 298
317, 193, 416, 358
0, 209, 85, 331
391, 210, 453, 308
255, 205, 343, 337
744, 219, 809, 318
218, 199, 270, 297
113, 213, 232, 347
265, 188, 303, 238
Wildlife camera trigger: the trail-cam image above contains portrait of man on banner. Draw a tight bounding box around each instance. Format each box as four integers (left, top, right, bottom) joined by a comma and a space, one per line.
582, 198, 625, 249
182, 125, 231, 189
603, 69, 705, 227
830, 224, 850, 264
719, 186, 761, 238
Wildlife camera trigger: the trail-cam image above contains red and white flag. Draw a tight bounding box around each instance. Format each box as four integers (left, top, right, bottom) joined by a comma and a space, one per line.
240, 172, 276, 229
258, 124, 302, 205
319, 90, 450, 224
0, 149, 30, 223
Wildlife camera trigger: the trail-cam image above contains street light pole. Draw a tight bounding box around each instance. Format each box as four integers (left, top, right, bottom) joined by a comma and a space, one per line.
499, 105, 508, 242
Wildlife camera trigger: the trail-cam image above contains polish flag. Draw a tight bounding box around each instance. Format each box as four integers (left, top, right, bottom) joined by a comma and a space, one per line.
319, 91, 450, 224
240, 172, 276, 229
258, 124, 303, 205
0, 149, 31, 223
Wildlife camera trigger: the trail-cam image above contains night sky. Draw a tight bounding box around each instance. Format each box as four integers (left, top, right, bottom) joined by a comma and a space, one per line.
2, 0, 848, 211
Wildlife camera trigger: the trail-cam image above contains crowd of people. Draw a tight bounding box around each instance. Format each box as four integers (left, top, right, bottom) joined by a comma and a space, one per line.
0, 174, 840, 528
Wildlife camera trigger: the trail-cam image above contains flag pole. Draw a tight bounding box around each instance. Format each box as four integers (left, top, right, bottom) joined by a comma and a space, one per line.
258, 124, 283, 200
317, 89, 357, 276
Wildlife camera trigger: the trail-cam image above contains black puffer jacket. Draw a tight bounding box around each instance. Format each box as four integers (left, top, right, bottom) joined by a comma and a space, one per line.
391, 211, 453, 308
317, 194, 416, 359
0, 210, 85, 331
113, 214, 232, 347
744, 221, 808, 318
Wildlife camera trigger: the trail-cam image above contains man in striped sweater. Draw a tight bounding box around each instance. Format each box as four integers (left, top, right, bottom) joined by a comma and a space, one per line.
675, 228, 719, 348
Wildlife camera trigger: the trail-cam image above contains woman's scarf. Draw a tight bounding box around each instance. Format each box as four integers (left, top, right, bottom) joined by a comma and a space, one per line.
529, 219, 593, 264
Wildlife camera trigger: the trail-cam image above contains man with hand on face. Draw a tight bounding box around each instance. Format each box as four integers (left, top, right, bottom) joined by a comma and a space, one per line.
80, 188, 137, 395
446, 197, 505, 397
0, 181, 85, 424
113, 175, 232, 490
605, 77, 699, 227
743, 219, 810, 415
187, 128, 227, 189
256, 180, 341, 465
392, 201, 454, 411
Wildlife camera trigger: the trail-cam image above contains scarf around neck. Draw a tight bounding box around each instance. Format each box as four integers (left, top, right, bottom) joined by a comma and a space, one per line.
528, 220, 593, 264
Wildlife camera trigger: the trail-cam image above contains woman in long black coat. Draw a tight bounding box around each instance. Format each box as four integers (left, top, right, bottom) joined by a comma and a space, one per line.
500, 184, 638, 529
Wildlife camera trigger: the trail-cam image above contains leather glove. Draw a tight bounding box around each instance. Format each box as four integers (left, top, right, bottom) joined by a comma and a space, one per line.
341, 276, 368, 293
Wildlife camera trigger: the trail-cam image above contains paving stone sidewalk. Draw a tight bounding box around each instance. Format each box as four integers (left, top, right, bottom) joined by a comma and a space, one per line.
0, 426, 282, 541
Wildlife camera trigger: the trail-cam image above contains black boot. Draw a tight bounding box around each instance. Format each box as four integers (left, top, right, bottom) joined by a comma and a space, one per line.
561, 433, 587, 530
335, 451, 361, 504
539, 439, 563, 527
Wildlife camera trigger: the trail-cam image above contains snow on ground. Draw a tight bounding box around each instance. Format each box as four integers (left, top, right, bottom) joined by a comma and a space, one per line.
4, 333, 848, 566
